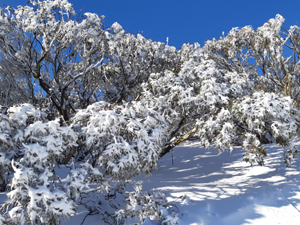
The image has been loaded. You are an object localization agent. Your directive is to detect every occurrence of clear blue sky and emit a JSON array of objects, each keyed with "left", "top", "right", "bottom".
[{"left": 2, "top": 0, "right": 300, "bottom": 49}]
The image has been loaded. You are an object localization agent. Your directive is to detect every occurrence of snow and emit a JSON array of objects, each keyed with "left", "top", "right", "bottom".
[
  {"left": 87, "top": 141, "right": 300, "bottom": 224},
  {"left": 157, "top": 142, "right": 300, "bottom": 225},
  {"left": 2, "top": 141, "right": 300, "bottom": 224}
]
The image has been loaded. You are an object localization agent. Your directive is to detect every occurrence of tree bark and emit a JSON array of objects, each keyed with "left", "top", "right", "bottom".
[{"left": 159, "top": 128, "right": 197, "bottom": 159}]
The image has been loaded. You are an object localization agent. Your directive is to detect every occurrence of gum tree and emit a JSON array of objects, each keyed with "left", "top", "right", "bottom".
[{"left": 1, "top": 1, "right": 300, "bottom": 224}]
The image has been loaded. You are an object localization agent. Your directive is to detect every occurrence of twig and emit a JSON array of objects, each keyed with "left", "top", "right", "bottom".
[{"left": 80, "top": 212, "right": 92, "bottom": 225}]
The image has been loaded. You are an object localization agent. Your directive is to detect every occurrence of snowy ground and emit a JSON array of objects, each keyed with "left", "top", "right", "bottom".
[
  {"left": 146, "top": 141, "right": 300, "bottom": 225},
  {"left": 4, "top": 141, "right": 300, "bottom": 225},
  {"left": 71, "top": 140, "right": 300, "bottom": 225},
  {"left": 130, "top": 141, "right": 300, "bottom": 225}
]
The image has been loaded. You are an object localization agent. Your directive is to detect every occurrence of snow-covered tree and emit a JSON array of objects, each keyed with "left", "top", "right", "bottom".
[
  {"left": 1, "top": 0, "right": 300, "bottom": 224},
  {"left": 0, "top": 0, "right": 179, "bottom": 121}
]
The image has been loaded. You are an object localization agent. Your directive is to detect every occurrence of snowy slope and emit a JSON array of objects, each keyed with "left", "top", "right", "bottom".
[
  {"left": 140, "top": 142, "right": 300, "bottom": 225},
  {"left": 67, "top": 140, "right": 300, "bottom": 225}
]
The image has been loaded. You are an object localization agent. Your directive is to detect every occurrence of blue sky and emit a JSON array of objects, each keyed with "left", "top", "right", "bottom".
[{"left": 3, "top": 0, "right": 300, "bottom": 49}]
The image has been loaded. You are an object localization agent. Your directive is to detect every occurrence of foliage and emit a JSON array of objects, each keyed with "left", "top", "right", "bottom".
[
  {"left": 71, "top": 101, "right": 168, "bottom": 181},
  {"left": 1, "top": 0, "right": 300, "bottom": 224},
  {"left": 116, "top": 184, "right": 179, "bottom": 225},
  {"left": 0, "top": 104, "right": 78, "bottom": 224}
]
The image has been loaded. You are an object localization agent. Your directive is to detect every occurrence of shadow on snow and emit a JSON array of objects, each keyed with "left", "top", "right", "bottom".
[{"left": 139, "top": 142, "right": 300, "bottom": 225}]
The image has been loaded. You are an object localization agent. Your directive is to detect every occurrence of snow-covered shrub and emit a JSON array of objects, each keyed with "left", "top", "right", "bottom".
[
  {"left": 233, "top": 92, "right": 300, "bottom": 166},
  {"left": 0, "top": 100, "right": 169, "bottom": 224},
  {"left": 0, "top": 104, "right": 78, "bottom": 224},
  {"left": 116, "top": 184, "right": 179, "bottom": 225},
  {"left": 197, "top": 91, "right": 300, "bottom": 166},
  {"left": 141, "top": 48, "right": 254, "bottom": 158},
  {"left": 0, "top": 108, "right": 13, "bottom": 191},
  {"left": 7, "top": 104, "right": 46, "bottom": 129},
  {"left": 72, "top": 101, "right": 168, "bottom": 181},
  {"left": 0, "top": 104, "right": 48, "bottom": 192}
]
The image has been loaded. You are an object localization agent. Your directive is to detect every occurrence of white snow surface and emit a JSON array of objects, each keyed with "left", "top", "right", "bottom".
[
  {"left": 3, "top": 141, "right": 300, "bottom": 225},
  {"left": 136, "top": 141, "right": 300, "bottom": 225}
]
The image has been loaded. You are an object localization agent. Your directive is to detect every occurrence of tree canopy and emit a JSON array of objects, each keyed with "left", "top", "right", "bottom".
[{"left": 1, "top": 1, "right": 300, "bottom": 224}]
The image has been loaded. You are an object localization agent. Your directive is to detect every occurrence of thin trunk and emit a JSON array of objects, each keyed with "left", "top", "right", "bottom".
[{"left": 159, "top": 128, "right": 197, "bottom": 159}]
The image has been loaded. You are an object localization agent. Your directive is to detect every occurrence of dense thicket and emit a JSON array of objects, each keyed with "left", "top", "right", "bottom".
[{"left": 1, "top": 1, "right": 300, "bottom": 224}]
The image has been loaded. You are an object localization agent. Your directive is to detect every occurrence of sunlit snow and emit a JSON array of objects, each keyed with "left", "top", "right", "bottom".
[{"left": 49, "top": 140, "right": 300, "bottom": 224}]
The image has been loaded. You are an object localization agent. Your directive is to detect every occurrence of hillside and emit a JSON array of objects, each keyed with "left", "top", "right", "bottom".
[{"left": 64, "top": 141, "right": 300, "bottom": 225}]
